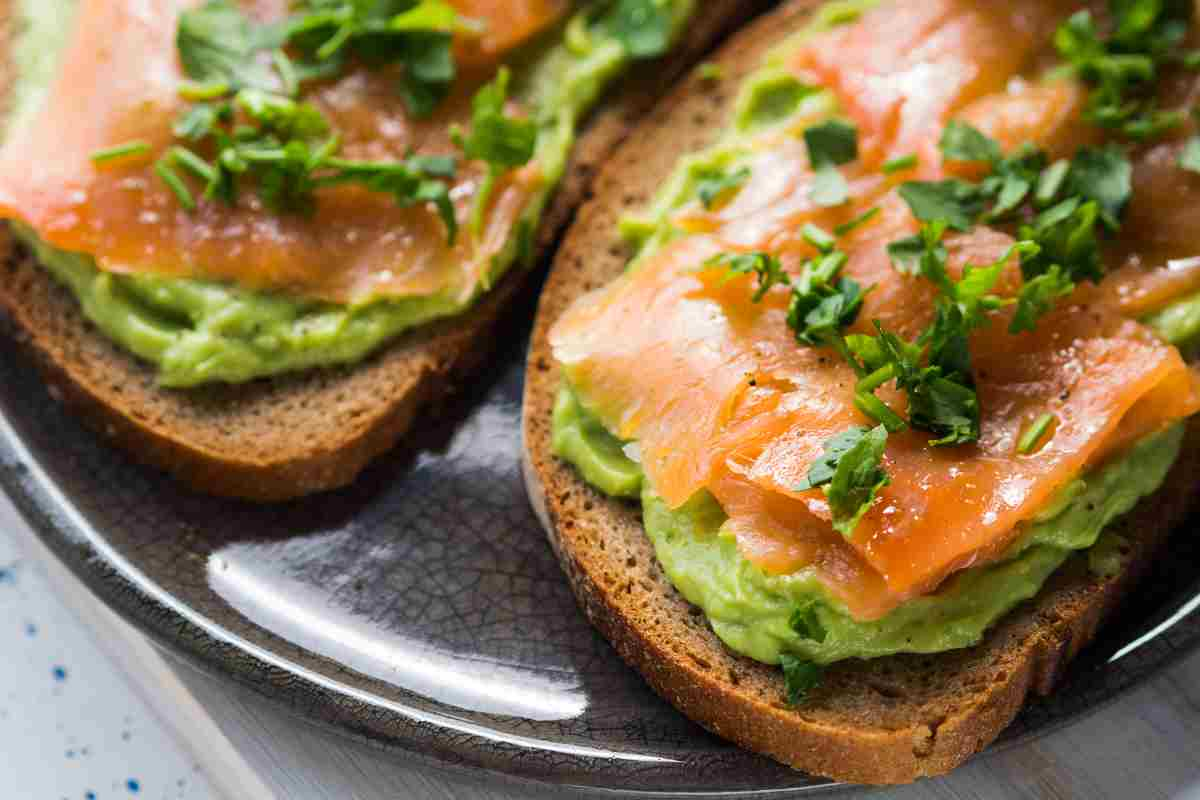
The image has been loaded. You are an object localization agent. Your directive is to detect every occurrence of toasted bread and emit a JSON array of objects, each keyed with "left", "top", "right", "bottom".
[
  {"left": 521, "top": 0, "right": 1200, "bottom": 783},
  {"left": 0, "top": 1, "right": 764, "bottom": 502}
]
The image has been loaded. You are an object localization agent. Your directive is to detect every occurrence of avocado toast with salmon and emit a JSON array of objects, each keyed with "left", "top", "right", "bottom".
[
  {"left": 0, "top": 0, "right": 760, "bottom": 501},
  {"left": 524, "top": 0, "right": 1200, "bottom": 783}
]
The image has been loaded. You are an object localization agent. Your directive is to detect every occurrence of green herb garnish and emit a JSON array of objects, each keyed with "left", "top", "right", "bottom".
[
  {"left": 780, "top": 653, "right": 825, "bottom": 705},
  {"left": 176, "top": 0, "right": 285, "bottom": 97},
  {"left": 805, "top": 119, "right": 858, "bottom": 208},
  {"left": 896, "top": 179, "right": 983, "bottom": 231},
  {"left": 695, "top": 166, "right": 751, "bottom": 210},
  {"left": 597, "top": 0, "right": 676, "bottom": 59},
  {"left": 452, "top": 67, "right": 538, "bottom": 233},
  {"left": 283, "top": 0, "right": 466, "bottom": 118},
  {"left": 882, "top": 154, "right": 918, "bottom": 175},
  {"left": 702, "top": 251, "right": 788, "bottom": 302},
  {"left": 796, "top": 424, "right": 891, "bottom": 537},
  {"left": 1018, "top": 412, "right": 1058, "bottom": 454},
  {"left": 90, "top": 141, "right": 152, "bottom": 165},
  {"left": 1054, "top": 2, "right": 1197, "bottom": 140},
  {"left": 834, "top": 206, "right": 880, "bottom": 236},
  {"left": 1010, "top": 266, "right": 1075, "bottom": 334}
]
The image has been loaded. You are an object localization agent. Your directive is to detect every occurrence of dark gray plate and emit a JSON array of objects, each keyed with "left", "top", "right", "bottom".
[{"left": 1, "top": 286, "right": 1199, "bottom": 797}]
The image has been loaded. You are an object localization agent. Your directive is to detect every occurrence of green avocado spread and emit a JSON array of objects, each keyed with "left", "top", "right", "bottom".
[
  {"left": 552, "top": 0, "right": 1197, "bottom": 670},
  {"left": 6, "top": 0, "right": 695, "bottom": 387},
  {"left": 556, "top": 388, "right": 1182, "bottom": 666}
]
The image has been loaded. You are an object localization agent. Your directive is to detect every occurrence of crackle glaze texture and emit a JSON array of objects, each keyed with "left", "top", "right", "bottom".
[{"left": 1, "top": 287, "right": 1200, "bottom": 795}]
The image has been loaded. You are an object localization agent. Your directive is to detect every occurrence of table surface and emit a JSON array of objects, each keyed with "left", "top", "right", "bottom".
[{"left": 3, "top": 488, "right": 1200, "bottom": 800}]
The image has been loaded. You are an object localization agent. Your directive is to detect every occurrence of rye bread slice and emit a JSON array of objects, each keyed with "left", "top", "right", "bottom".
[
  {"left": 522, "top": 0, "right": 1200, "bottom": 784},
  {"left": 0, "top": 1, "right": 764, "bottom": 502}
]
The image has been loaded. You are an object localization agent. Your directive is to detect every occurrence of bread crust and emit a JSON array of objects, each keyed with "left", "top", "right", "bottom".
[
  {"left": 522, "top": 0, "right": 1200, "bottom": 784},
  {"left": 0, "top": 1, "right": 764, "bottom": 502}
]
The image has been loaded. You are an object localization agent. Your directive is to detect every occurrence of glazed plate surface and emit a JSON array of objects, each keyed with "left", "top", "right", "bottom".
[{"left": 1, "top": 294, "right": 1199, "bottom": 796}]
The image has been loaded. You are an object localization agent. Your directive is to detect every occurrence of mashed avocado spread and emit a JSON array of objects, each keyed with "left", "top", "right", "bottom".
[
  {"left": 552, "top": 0, "right": 1196, "bottom": 669},
  {"left": 5, "top": 0, "right": 695, "bottom": 387}
]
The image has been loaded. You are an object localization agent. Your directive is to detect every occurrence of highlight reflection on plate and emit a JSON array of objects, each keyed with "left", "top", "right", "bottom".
[{"left": 209, "top": 533, "right": 588, "bottom": 721}]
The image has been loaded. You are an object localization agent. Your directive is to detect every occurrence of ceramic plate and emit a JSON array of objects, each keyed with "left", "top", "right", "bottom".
[{"left": 2, "top": 286, "right": 1199, "bottom": 797}]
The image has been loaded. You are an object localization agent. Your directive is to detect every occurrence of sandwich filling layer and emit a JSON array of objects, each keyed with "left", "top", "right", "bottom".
[
  {"left": 550, "top": 0, "right": 1200, "bottom": 672},
  {"left": 2, "top": 0, "right": 694, "bottom": 386}
]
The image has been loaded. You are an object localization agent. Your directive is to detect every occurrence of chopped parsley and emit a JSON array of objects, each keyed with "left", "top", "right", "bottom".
[
  {"left": 895, "top": 122, "right": 1133, "bottom": 333},
  {"left": 1017, "top": 196, "right": 1104, "bottom": 286},
  {"left": 597, "top": 0, "right": 676, "bottom": 59},
  {"left": 452, "top": 68, "right": 538, "bottom": 232},
  {"left": 140, "top": 0, "right": 564, "bottom": 239},
  {"left": 1065, "top": 144, "right": 1133, "bottom": 229},
  {"left": 1011, "top": 266, "right": 1075, "bottom": 334},
  {"left": 805, "top": 119, "right": 858, "bottom": 207},
  {"left": 706, "top": 227, "right": 867, "bottom": 352},
  {"left": 282, "top": 0, "right": 467, "bottom": 118},
  {"left": 787, "top": 251, "right": 866, "bottom": 351},
  {"left": 804, "top": 119, "right": 859, "bottom": 167},
  {"left": 176, "top": 0, "right": 285, "bottom": 97},
  {"left": 796, "top": 424, "right": 891, "bottom": 537},
  {"left": 695, "top": 166, "right": 751, "bottom": 210},
  {"left": 1054, "top": 1, "right": 1198, "bottom": 140},
  {"left": 939, "top": 118, "right": 1003, "bottom": 164},
  {"left": 811, "top": 167, "right": 851, "bottom": 207},
  {"left": 780, "top": 653, "right": 825, "bottom": 705},
  {"left": 896, "top": 179, "right": 983, "bottom": 231},
  {"left": 702, "top": 251, "right": 788, "bottom": 302},
  {"left": 867, "top": 224, "right": 1035, "bottom": 446},
  {"left": 789, "top": 604, "right": 827, "bottom": 642},
  {"left": 161, "top": 85, "right": 461, "bottom": 238}
]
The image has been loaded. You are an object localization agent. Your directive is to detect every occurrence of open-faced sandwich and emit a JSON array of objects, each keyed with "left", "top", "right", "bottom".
[
  {"left": 0, "top": 0, "right": 760, "bottom": 501},
  {"left": 525, "top": 0, "right": 1200, "bottom": 784}
]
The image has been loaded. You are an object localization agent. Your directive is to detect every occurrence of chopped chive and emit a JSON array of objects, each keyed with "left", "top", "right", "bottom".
[
  {"left": 169, "top": 146, "right": 218, "bottom": 184},
  {"left": 273, "top": 49, "right": 299, "bottom": 97},
  {"left": 155, "top": 158, "right": 196, "bottom": 211},
  {"left": 882, "top": 154, "right": 918, "bottom": 175},
  {"left": 801, "top": 223, "right": 837, "bottom": 253},
  {"left": 854, "top": 391, "right": 908, "bottom": 433},
  {"left": 856, "top": 364, "right": 896, "bottom": 395},
  {"left": 1018, "top": 413, "right": 1057, "bottom": 454},
  {"left": 834, "top": 206, "right": 881, "bottom": 237},
  {"left": 696, "top": 62, "right": 724, "bottom": 82},
  {"left": 90, "top": 141, "right": 151, "bottom": 164},
  {"left": 179, "top": 80, "right": 231, "bottom": 102}
]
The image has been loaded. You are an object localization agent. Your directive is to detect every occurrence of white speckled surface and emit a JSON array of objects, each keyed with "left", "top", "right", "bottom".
[{"left": 0, "top": 501, "right": 218, "bottom": 800}]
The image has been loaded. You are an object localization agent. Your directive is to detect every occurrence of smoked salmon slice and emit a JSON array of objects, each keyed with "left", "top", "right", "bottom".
[
  {"left": 0, "top": 0, "right": 566, "bottom": 304},
  {"left": 552, "top": 0, "right": 1200, "bottom": 620},
  {"left": 791, "top": 0, "right": 1079, "bottom": 168}
]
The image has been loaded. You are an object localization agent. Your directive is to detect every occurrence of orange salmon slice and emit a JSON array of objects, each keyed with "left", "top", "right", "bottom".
[
  {"left": 552, "top": 0, "right": 1200, "bottom": 620},
  {"left": 0, "top": 0, "right": 567, "bottom": 304},
  {"left": 553, "top": 220, "right": 1199, "bottom": 619}
]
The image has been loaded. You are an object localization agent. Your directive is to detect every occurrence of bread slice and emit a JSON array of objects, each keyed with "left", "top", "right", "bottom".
[
  {"left": 0, "top": 2, "right": 764, "bottom": 502},
  {"left": 522, "top": 0, "right": 1200, "bottom": 784}
]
